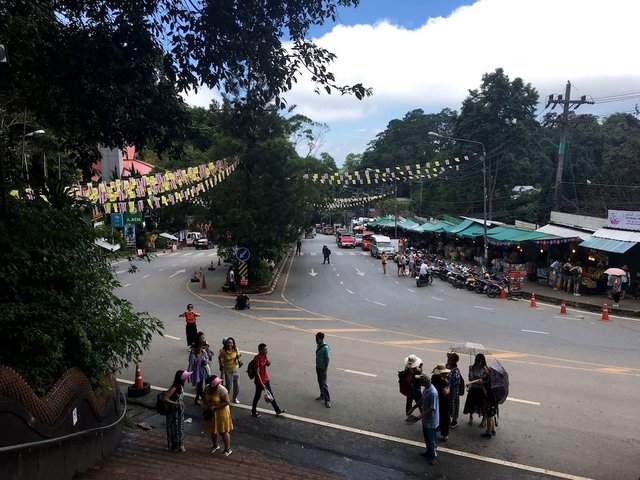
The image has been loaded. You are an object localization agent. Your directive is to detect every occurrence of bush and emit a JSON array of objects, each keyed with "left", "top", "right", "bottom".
[{"left": 0, "top": 198, "right": 163, "bottom": 394}]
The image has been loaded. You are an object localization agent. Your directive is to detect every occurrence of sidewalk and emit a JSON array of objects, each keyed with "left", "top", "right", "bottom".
[{"left": 520, "top": 281, "right": 640, "bottom": 318}]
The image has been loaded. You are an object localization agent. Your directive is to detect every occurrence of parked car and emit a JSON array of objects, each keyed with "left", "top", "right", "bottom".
[
  {"left": 338, "top": 233, "right": 356, "bottom": 248},
  {"left": 185, "top": 231, "right": 202, "bottom": 245},
  {"left": 322, "top": 226, "right": 334, "bottom": 235},
  {"left": 354, "top": 233, "right": 363, "bottom": 246},
  {"left": 335, "top": 228, "right": 348, "bottom": 243},
  {"left": 370, "top": 234, "right": 394, "bottom": 258},
  {"left": 194, "top": 238, "right": 210, "bottom": 250}
]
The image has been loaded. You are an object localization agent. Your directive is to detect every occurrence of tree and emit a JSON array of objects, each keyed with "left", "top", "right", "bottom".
[{"left": 343, "top": 153, "right": 363, "bottom": 172}]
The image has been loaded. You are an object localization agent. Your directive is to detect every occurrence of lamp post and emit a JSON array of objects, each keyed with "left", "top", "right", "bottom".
[
  {"left": 22, "top": 129, "right": 45, "bottom": 179},
  {"left": 427, "top": 131, "right": 488, "bottom": 268}
]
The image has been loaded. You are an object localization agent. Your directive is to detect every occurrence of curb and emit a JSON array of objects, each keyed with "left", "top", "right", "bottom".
[{"left": 519, "top": 291, "right": 640, "bottom": 318}]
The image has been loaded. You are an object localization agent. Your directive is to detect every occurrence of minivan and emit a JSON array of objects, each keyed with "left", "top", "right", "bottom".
[
  {"left": 361, "top": 231, "right": 374, "bottom": 251},
  {"left": 370, "top": 234, "right": 394, "bottom": 258}
]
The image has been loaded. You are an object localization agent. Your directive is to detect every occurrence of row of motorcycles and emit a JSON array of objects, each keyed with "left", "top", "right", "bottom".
[{"left": 393, "top": 251, "right": 508, "bottom": 298}]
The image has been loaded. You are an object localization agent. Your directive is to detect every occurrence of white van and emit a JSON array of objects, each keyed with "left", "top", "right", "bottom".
[
  {"left": 370, "top": 235, "right": 394, "bottom": 258},
  {"left": 185, "top": 231, "right": 202, "bottom": 245}
]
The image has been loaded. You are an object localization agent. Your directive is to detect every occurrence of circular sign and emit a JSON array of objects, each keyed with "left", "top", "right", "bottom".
[{"left": 235, "top": 247, "right": 251, "bottom": 262}]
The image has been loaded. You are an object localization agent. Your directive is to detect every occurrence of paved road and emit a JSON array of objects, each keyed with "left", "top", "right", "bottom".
[{"left": 115, "top": 236, "right": 640, "bottom": 479}]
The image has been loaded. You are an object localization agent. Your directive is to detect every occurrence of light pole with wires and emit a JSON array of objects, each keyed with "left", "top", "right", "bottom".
[{"left": 428, "top": 131, "right": 488, "bottom": 267}]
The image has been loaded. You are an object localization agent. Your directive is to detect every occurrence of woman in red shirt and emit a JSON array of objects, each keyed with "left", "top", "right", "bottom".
[{"left": 179, "top": 304, "right": 200, "bottom": 347}]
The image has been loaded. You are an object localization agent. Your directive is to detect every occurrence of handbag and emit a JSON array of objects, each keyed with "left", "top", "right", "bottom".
[
  {"left": 203, "top": 409, "right": 214, "bottom": 420},
  {"left": 237, "top": 355, "right": 243, "bottom": 368},
  {"left": 263, "top": 389, "right": 274, "bottom": 403},
  {"left": 458, "top": 376, "right": 465, "bottom": 396}
]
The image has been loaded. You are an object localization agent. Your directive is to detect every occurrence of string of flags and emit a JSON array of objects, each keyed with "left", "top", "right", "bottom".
[
  {"left": 316, "top": 193, "right": 390, "bottom": 210},
  {"left": 74, "top": 158, "right": 238, "bottom": 214},
  {"left": 303, "top": 156, "right": 470, "bottom": 185}
]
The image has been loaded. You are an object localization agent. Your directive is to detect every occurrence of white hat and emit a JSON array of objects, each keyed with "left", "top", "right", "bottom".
[{"left": 404, "top": 354, "right": 422, "bottom": 369}]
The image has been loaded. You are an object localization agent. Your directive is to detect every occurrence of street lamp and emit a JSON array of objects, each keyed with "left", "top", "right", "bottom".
[
  {"left": 427, "top": 131, "right": 488, "bottom": 268},
  {"left": 21, "top": 129, "right": 45, "bottom": 179}
]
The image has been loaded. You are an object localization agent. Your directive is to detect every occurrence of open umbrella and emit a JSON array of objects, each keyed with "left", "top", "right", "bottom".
[
  {"left": 450, "top": 342, "right": 491, "bottom": 363},
  {"left": 604, "top": 267, "right": 626, "bottom": 276}
]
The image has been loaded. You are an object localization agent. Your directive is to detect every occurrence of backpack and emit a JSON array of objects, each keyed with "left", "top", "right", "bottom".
[
  {"left": 246, "top": 358, "right": 257, "bottom": 380},
  {"left": 489, "top": 360, "right": 509, "bottom": 405},
  {"left": 156, "top": 390, "right": 170, "bottom": 415},
  {"left": 398, "top": 370, "right": 412, "bottom": 397}
]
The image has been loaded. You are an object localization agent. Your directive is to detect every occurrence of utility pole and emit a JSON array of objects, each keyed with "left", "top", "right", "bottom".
[{"left": 547, "top": 81, "right": 593, "bottom": 210}]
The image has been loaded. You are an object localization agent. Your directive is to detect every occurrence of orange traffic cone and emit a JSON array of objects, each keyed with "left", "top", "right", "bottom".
[
  {"left": 191, "top": 270, "right": 199, "bottom": 282},
  {"left": 601, "top": 303, "right": 610, "bottom": 321},
  {"left": 134, "top": 364, "right": 144, "bottom": 389},
  {"left": 560, "top": 298, "right": 567, "bottom": 314},
  {"left": 201, "top": 273, "right": 207, "bottom": 289},
  {"left": 529, "top": 293, "right": 537, "bottom": 308},
  {"left": 208, "top": 261, "right": 215, "bottom": 271},
  {"left": 500, "top": 285, "right": 507, "bottom": 300}
]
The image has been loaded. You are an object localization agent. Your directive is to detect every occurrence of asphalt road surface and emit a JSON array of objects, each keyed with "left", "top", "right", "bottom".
[{"left": 116, "top": 235, "right": 640, "bottom": 479}]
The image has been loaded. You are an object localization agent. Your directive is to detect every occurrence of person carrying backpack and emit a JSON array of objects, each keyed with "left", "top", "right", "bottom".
[
  {"left": 322, "top": 245, "right": 331, "bottom": 264},
  {"left": 399, "top": 354, "right": 423, "bottom": 415}
]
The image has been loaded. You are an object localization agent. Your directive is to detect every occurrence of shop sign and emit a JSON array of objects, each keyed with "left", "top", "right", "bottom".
[
  {"left": 124, "top": 211, "right": 143, "bottom": 224},
  {"left": 607, "top": 210, "right": 640, "bottom": 231}
]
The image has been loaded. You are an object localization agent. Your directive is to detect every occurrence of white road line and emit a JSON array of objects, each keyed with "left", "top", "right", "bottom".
[
  {"left": 521, "top": 329, "right": 549, "bottom": 335},
  {"left": 428, "top": 315, "right": 448, "bottom": 321},
  {"left": 507, "top": 397, "right": 541, "bottom": 406},
  {"left": 158, "top": 268, "right": 165, "bottom": 272},
  {"left": 116, "top": 378, "right": 591, "bottom": 480},
  {"left": 183, "top": 252, "right": 194, "bottom": 256},
  {"left": 373, "top": 301, "right": 387, "bottom": 307},
  {"left": 142, "top": 274, "right": 150, "bottom": 279},
  {"left": 348, "top": 252, "right": 356, "bottom": 256},
  {"left": 346, "top": 289, "right": 355, "bottom": 295},
  {"left": 431, "top": 297, "right": 444, "bottom": 301},
  {"left": 116, "top": 378, "right": 589, "bottom": 480},
  {"left": 122, "top": 284, "right": 130, "bottom": 288},
  {"left": 340, "top": 281, "right": 344, "bottom": 285},
  {"left": 407, "top": 288, "right": 415, "bottom": 293},
  {"left": 474, "top": 306, "right": 494, "bottom": 311},
  {"left": 239, "top": 349, "right": 257, "bottom": 356},
  {"left": 169, "top": 269, "right": 186, "bottom": 278},
  {"left": 163, "top": 334, "right": 181, "bottom": 340},
  {"left": 115, "top": 269, "right": 126, "bottom": 274},
  {"left": 336, "top": 368, "right": 377, "bottom": 377},
  {"left": 395, "top": 281, "right": 400, "bottom": 285},
  {"left": 553, "top": 315, "right": 582, "bottom": 321},
  {"left": 171, "top": 264, "right": 178, "bottom": 267},
  {"left": 207, "top": 253, "right": 216, "bottom": 257}
]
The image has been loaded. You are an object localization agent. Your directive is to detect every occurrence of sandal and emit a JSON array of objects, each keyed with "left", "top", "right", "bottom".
[
  {"left": 210, "top": 444, "right": 221, "bottom": 453},
  {"left": 479, "top": 418, "right": 486, "bottom": 428}
]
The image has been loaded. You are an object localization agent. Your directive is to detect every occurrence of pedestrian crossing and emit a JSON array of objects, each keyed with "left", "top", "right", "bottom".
[{"left": 306, "top": 251, "right": 368, "bottom": 256}]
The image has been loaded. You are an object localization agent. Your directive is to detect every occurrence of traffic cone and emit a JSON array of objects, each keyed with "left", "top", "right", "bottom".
[
  {"left": 500, "top": 285, "right": 507, "bottom": 300},
  {"left": 201, "top": 273, "right": 207, "bottom": 289},
  {"left": 134, "top": 364, "right": 143, "bottom": 389},
  {"left": 529, "top": 293, "right": 537, "bottom": 308},
  {"left": 191, "top": 270, "right": 199, "bottom": 282},
  {"left": 560, "top": 298, "right": 567, "bottom": 314},
  {"left": 601, "top": 303, "right": 610, "bottom": 321},
  {"left": 208, "top": 261, "right": 215, "bottom": 271}
]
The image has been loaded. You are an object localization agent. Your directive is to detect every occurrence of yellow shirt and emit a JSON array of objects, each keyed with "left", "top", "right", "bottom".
[{"left": 219, "top": 348, "right": 240, "bottom": 373}]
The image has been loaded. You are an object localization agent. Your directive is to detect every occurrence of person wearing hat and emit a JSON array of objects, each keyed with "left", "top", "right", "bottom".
[
  {"left": 431, "top": 364, "right": 451, "bottom": 441},
  {"left": 399, "top": 354, "right": 423, "bottom": 415},
  {"left": 203, "top": 375, "right": 234, "bottom": 456},
  {"left": 163, "top": 370, "right": 191, "bottom": 452},
  {"left": 406, "top": 374, "right": 439, "bottom": 465}
]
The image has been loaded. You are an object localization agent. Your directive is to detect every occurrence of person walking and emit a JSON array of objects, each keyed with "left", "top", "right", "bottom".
[
  {"left": 250, "top": 343, "right": 286, "bottom": 417},
  {"left": 187, "top": 341, "right": 209, "bottom": 406},
  {"left": 431, "top": 364, "right": 451, "bottom": 441},
  {"left": 227, "top": 266, "right": 237, "bottom": 292},
  {"left": 397, "top": 253, "right": 406, "bottom": 277},
  {"left": 162, "top": 370, "right": 191, "bottom": 452},
  {"left": 218, "top": 337, "right": 241, "bottom": 404},
  {"left": 381, "top": 252, "right": 388, "bottom": 275},
  {"left": 179, "top": 304, "right": 200, "bottom": 348},
  {"left": 407, "top": 374, "right": 439, "bottom": 465},
  {"left": 446, "top": 353, "right": 463, "bottom": 429},
  {"left": 322, "top": 245, "right": 331, "bottom": 264},
  {"left": 315, "top": 332, "right": 331, "bottom": 408},
  {"left": 203, "top": 375, "right": 234, "bottom": 456},
  {"left": 296, "top": 238, "right": 302, "bottom": 256},
  {"left": 621, "top": 265, "right": 630, "bottom": 299}
]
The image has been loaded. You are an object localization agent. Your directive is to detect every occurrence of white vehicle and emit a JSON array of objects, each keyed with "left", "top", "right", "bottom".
[
  {"left": 370, "top": 235, "right": 394, "bottom": 258},
  {"left": 185, "top": 231, "right": 202, "bottom": 245}
]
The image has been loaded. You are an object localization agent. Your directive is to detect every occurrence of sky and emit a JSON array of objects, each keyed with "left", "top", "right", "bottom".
[{"left": 183, "top": 0, "right": 640, "bottom": 166}]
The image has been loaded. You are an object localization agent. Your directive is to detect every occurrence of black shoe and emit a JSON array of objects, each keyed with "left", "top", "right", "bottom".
[
  {"left": 316, "top": 396, "right": 324, "bottom": 401},
  {"left": 250, "top": 413, "right": 262, "bottom": 418},
  {"left": 429, "top": 458, "right": 436, "bottom": 465},
  {"left": 276, "top": 409, "right": 286, "bottom": 416},
  {"left": 450, "top": 422, "right": 458, "bottom": 429},
  {"left": 325, "top": 401, "right": 331, "bottom": 408},
  {"left": 480, "top": 432, "right": 492, "bottom": 438}
]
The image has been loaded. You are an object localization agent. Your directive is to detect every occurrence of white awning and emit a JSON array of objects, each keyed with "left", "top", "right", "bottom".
[
  {"left": 95, "top": 238, "right": 121, "bottom": 252},
  {"left": 536, "top": 224, "right": 592, "bottom": 241},
  {"left": 159, "top": 232, "right": 178, "bottom": 241},
  {"left": 591, "top": 227, "right": 640, "bottom": 242}
]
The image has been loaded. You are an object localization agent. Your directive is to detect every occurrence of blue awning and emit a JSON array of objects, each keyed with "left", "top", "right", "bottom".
[{"left": 579, "top": 236, "right": 637, "bottom": 254}]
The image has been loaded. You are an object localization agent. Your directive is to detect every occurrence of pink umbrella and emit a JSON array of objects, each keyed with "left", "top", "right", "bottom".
[{"left": 604, "top": 267, "right": 626, "bottom": 276}]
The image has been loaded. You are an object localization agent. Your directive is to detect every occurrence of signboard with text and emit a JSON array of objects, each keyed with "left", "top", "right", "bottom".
[
  {"left": 607, "top": 210, "right": 640, "bottom": 231},
  {"left": 124, "top": 211, "right": 143, "bottom": 224},
  {"left": 111, "top": 213, "right": 123, "bottom": 228}
]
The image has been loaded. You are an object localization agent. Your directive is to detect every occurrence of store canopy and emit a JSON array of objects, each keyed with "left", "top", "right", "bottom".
[
  {"left": 486, "top": 226, "right": 561, "bottom": 244},
  {"left": 536, "top": 224, "right": 592, "bottom": 242},
  {"left": 456, "top": 224, "right": 487, "bottom": 238},
  {"left": 579, "top": 236, "right": 636, "bottom": 254},
  {"left": 95, "top": 238, "right": 121, "bottom": 252},
  {"left": 442, "top": 219, "right": 475, "bottom": 234},
  {"left": 591, "top": 227, "right": 640, "bottom": 243},
  {"left": 413, "top": 221, "right": 449, "bottom": 233}
]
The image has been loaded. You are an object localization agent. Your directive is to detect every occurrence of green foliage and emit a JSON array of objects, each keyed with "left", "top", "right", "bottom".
[{"left": 0, "top": 198, "right": 163, "bottom": 394}]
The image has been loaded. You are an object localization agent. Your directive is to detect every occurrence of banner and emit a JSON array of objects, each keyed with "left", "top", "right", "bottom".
[{"left": 607, "top": 210, "right": 640, "bottom": 231}]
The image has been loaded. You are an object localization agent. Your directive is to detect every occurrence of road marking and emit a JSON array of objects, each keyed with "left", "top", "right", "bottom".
[
  {"left": 117, "top": 378, "right": 590, "bottom": 480},
  {"left": 249, "top": 307, "right": 302, "bottom": 311},
  {"left": 115, "top": 269, "right": 126, "bottom": 274},
  {"left": 431, "top": 297, "right": 443, "bottom": 301},
  {"left": 171, "top": 264, "right": 178, "bottom": 267},
  {"left": 428, "top": 315, "right": 447, "bottom": 321},
  {"left": 554, "top": 315, "right": 582, "bottom": 321},
  {"left": 122, "top": 283, "right": 130, "bottom": 287},
  {"left": 373, "top": 301, "right": 386, "bottom": 306},
  {"left": 474, "top": 306, "right": 494, "bottom": 311},
  {"left": 492, "top": 353, "right": 526, "bottom": 359},
  {"left": 348, "top": 252, "right": 356, "bottom": 256},
  {"left": 260, "top": 317, "right": 335, "bottom": 321},
  {"left": 386, "top": 339, "right": 442, "bottom": 345},
  {"left": 142, "top": 274, "right": 150, "bottom": 279},
  {"left": 158, "top": 268, "right": 165, "bottom": 272},
  {"left": 336, "top": 368, "right": 377, "bottom": 377},
  {"left": 394, "top": 280, "right": 400, "bottom": 285},
  {"left": 507, "top": 397, "right": 541, "bottom": 405},
  {"left": 346, "top": 289, "right": 355, "bottom": 294},
  {"left": 597, "top": 366, "right": 631, "bottom": 374},
  {"left": 163, "top": 334, "right": 181, "bottom": 340},
  {"left": 340, "top": 281, "right": 344, "bottom": 285},
  {"left": 239, "top": 349, "right": 257, "bottom": 356},
  {"left": 308, "top": 268, "right": 318, "bottom": 277},
  {"left": 169, "top": 269, "right": 186, "bottom": 278},
  {"left": 521, "top": 329, "right": 549, "bottom": 335},
  {"left": 355, "top": 268, "right": 365, "bottom": 277},
  {"left": 322, "top": 328, "right": 379, "bottom": 333}
]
